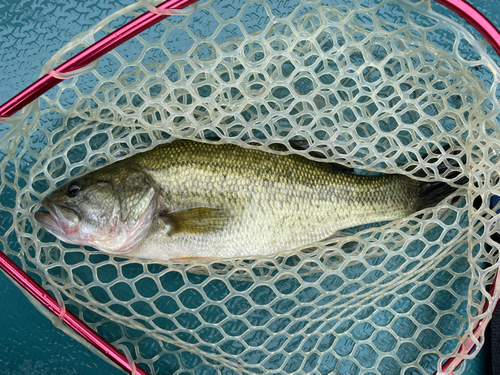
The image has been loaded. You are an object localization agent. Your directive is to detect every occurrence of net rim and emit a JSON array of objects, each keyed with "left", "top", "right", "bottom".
[{"left": 1, "top": 0, "right": 500, "bottom": 374}]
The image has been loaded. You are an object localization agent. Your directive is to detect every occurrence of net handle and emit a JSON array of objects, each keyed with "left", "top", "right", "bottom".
[
  {"left": 0, "top": 0, "right": 198, "bottom": 120},
  {"left": 0, "top": 251, "right": 150, "bottom": 375}
]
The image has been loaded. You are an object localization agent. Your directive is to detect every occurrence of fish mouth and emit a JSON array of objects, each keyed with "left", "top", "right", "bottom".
[{"left": 35, "top": 199, "right": 81, "bottom": 237}]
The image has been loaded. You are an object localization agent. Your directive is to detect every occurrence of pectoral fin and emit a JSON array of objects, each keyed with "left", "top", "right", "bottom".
[{"left": 159, "top": 207, "right": 230, "bottom": 235}]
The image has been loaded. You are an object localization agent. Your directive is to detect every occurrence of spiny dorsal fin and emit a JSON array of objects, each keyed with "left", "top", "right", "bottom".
[{"left": 159, "top": 207, "right": 230, "bottom": 235}]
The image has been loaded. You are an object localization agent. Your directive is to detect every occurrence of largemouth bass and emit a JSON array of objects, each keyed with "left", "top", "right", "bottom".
[{"left": 35, "top": 141, "right": 454, "bottom": 260}]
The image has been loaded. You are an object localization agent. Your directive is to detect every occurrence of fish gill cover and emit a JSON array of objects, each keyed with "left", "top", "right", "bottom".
[{"left": 0, "top": 0, "right": 499, "bottom": 373}]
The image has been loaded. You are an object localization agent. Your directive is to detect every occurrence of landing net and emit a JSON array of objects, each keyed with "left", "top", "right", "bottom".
[{"left": 2, "top": 0, "right": 500, "bottom": 373}]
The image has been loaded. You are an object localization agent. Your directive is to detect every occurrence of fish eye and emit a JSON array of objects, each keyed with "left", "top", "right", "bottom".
[{"left": 67, "top": 180, "right": 82, "bottom": 197}]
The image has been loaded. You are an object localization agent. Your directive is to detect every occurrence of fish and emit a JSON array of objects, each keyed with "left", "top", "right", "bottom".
[{"left": 35, "top": 140, "right": 455, "bottom": 261}]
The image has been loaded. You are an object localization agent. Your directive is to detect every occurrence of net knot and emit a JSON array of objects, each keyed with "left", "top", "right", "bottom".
[
  {"left": 117, "top": 344, "right": 137, "bottom": 375},
  {"left": 139, "top": 0, "right": 197, "bottom": 16},
  {"left": 48, "top": 59, "right": 99, "bottom": 80},
  {"left": 47, "top": 286, "right": 67, "bottom": 325}
]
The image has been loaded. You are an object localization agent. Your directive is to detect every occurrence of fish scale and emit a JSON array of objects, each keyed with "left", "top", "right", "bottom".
[
  {"left": 36, "top": 140, "right": 449, "bottom": 260},
  {"left": 128, "top": 141, "right": 428, "bottom": 259}
]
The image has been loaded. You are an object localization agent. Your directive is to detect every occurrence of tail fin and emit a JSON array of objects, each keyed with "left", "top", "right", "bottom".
[{"left": 415, "top": 181, "right": 459, "bottom": 211}]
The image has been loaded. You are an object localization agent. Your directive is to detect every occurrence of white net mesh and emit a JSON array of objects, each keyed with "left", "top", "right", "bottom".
[{"left": 2, "top": 0, "right": 500, "bottom": 373}]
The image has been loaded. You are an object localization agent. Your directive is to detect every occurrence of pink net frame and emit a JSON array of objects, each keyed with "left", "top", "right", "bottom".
[{"left": 0, "top": 0, "right": 499, "bottom": 374}]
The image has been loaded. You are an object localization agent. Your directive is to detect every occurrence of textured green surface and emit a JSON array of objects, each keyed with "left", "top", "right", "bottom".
[{"left": 0, "top": 0, "right": 498, "bottom": 374}]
